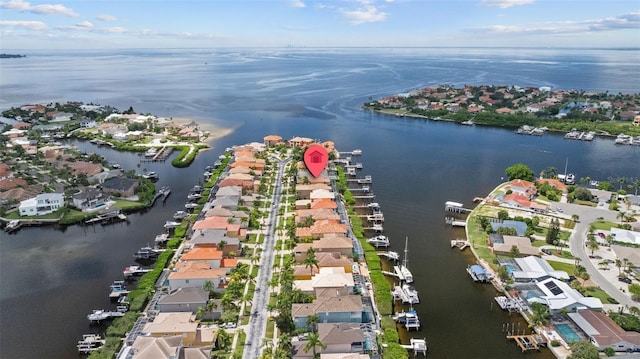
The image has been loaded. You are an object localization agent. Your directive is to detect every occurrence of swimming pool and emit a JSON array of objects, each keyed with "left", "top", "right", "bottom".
[
  {"left": 504, "top": 264, "right": 517, "bottom": 275},
  {"left": 555, "top": 323, "right": 581, "bottom": 343}
]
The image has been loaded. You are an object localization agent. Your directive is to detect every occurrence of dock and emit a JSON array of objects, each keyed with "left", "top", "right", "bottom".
[
  {"left": 445, "top": 217, "right": 467, "bottom": 227},
  {"left": 77, "top": 334, "right": 106, "bottom": 354},
  {"left": 140, "top": 146, "right": 173, "bottom": 162},
  {"left": 399, "top": 338, "right": 428, "bottom": 357},
  {"left": 4, "top": 219, "right": 22, "bottom": 233},
  {"left": 451, "top": 239, "right": 470, "bottom": 250},
  {"left": 378, "top": 251, "right": 399, "bottom": 261},
  {"left": 507, "top": 334, "right": 545, "bottom": 352},
  {"left": 123, "top": 265, "right": 152, "bottom": 279},
  {"left": 445, "top": 200, "right": 472, "bottom": 213},
  {"left": 152, "top": 186, "right": 171, "bottom": 205},
  {"left": 85, "top": 209, "right": 127, "bottom": 225}
]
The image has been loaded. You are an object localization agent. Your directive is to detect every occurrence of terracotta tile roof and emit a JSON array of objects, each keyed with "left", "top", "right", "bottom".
[
  {"left": 220, "top": 258, "right": 238, "bottom": 268},
  {"left": 0, "top": 163, "right": 11, "bottom": 178},
  {"left": 193, "top": 216, "right": 232, "bottom": 230},
  {"left": 264, "top": 135, "right": 283, "bottom": 141},
  {"left": 0, "top": 177, "right": 27, "bottom": 190},
  {"left": 538, "top": 178, "right": 567, "bottom": 192},
  {"left": 169, "top": 261, "right": 227, "bottom": 280},
  {"left": 180, "top": 247, "right": 223, "bottom": 261},
  {"left": 573, "top": 310, "right": 640, "bottom": 348},
  {"left": 311, "top": 199, "right": 338, "bottom": 209}
]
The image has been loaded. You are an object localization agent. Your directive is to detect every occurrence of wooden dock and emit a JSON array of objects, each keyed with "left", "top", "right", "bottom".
[
  {"left": 445, "top": 217, "right": 467, "bottom": 227},
  {"left": 445, "top": 200, "right": 473, "bottom": 213},
  {"left": 451, "top": 239, "right": 470, "bottom": 250},
  {"left": 507, "top": 334, "right": 546, "bottom": 352},
  {"left": 140, "top": 146, "right": 173, "bottom": 162},
  {"left": 85, "top": 209, "right": 127, "bottom": 225}
]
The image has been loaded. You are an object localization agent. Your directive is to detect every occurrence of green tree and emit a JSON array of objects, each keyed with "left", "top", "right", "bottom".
[
  {"left": 528, "top": 302, "right": 549, "bottom": 327},
  {"left": 497, "top": 210, "right": 509, "bottom": 220},
  {"left": 509, "top": 245, "right": 520, "bottom": 258},
  {"left": 587, "top": 239, "right": 599, "bottom": 257},
  {"left": 303, "top": 247, "right": 319, "bottom": 277},
  {"left": 546, "top": 218, "right": 560, "bottom": 245},
  {"left": 203, "top": 280, "right": 214, "bottom": 298},
  {"left": 628, "top": 283, "right": 640, "bottom": 299},
  {"left": 303, "top": 332, "right": 326, "bottom": 359},
  {"left": 603, "top": 347, "right": 615, "bottom": 357},
  {"left": 505, "top": 163, "right": 535, "bottom": 181},
  {"left": 568, "top": 339, "right": 599, "bottom": 359},
  {"left": 616, "top": 259, "right": 623, "bottom": 275},
  {"left": 598, "top": 181, "right": 614, "bottom": 191},
  {"left": 306, "top": 313, "right": 320, "bottom": 333}
]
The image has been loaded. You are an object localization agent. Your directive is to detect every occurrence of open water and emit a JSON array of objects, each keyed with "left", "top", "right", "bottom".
[{"left": 1, "top": 48, "right": 639, "bottom": 358}]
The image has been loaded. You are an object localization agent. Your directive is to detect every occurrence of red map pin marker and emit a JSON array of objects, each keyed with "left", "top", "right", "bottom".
[{"left": 303, "top": 144, "right": 329, "bottom": 178}]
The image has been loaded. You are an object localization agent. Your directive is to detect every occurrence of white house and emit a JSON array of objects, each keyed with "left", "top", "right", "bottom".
[
  {"left": 611, "top": 228, "right": 640, "bottom": 245},
  {"left": 19, "top": 193, "right": 65, "bottom": 216},
  {"left": 525, "top": 277, "right": 603, "bottom": 313},
  {"left": 509, "top": 256, "right": 570, "bottom": 282}
]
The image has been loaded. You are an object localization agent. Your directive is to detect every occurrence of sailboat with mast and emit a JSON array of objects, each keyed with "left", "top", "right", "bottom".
[
  {"left": 394, "top": 237, "right": 414, "bottom": 283},
  {"left": 557, "top": 157, "right": 575, "bottom": 185}
]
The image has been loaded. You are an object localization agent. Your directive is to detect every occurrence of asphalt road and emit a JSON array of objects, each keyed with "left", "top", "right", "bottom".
[
  {"left": 559, "top": 201, "right": 637, "bottom": 308},
  {"left": 243, "top": 157, "right": 290, "bottom": 359}
]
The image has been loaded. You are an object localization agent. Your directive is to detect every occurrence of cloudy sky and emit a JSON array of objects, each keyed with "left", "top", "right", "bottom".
[{"left": 1, "top": 0, "right": 639, "bottom": 49}]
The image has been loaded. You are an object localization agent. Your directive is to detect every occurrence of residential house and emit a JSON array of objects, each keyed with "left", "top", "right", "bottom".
[
  {"left": 567, "top": 310, "right": 640, "bottom": 352},
  {"left": 142, "top": 312, "right": 215, "bottom": 347},
  {"left": 501, "top": 193, "right": 547, "bottom": 213},
  {"left": 156, "top": 287, "right": 209, "bottom": 313},
  {"left": 520, "top": 277, "right": 603, "bottom": 313},
  {"left": 263, "top": 134, "right": 283, "bottom": 146},
  {"left": 19, "top": 192, "right": 64, "bottom": 216},
  {"left": 296, "top": 184, "right": 332, "bottom": 199},
  {"left": 294, "top": 234, "right": 354, "bottom": 259},
  {"left": 508, "top": 179, "right": 537, "bottom": 199},
  {"left": 0, "top": 163, "right": 13, "bottom": 180},
  {"left": 167, "top": 261, "right": 228, "bottom": 292},
  {"left": 295, "top": 220, "right": 348, "bottom": 240},
  {"left": 317, "top": 323, "right": 365, "bottom": 354},
  {"left": 101, "top": 176, "right": 140, "bottom": 198},
  {"left": 180, "top": 247, "right": 224, "bottom": 268},
  {"left": 611, "top": 228, "right": 640, "bottom": 245},
  {"left": 71, "top": 187, "right": 108, "bottom": 210},
  {"left": 189, "top": 229, "right": 241, "bottom": 254},
  {"left": 288, "top": 136, "right": 315, "bottom": 148},
  {"left": 80, "top": 119, "right": 96, "bottom": 128},
  {"left": 490, "top": 235, "right": 540, "bottom": 257},
  {"left": 292, "top": 288, "right": 364, "bottom": 329},
  {"left": 500, "top": 255, "right": 569, "bottom": 282},
  {"left": 293, "top": 267, "right": 355, "bottom": 295}
]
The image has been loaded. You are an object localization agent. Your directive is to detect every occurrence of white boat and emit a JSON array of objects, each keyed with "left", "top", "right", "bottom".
[
  {"left": 5, "top": 219, "right": 20, "bottom": 232},
  {"left": 392, "top": 285, "right": 419, "bottom": 304},
  {"left": 352, "top": 149, "right": 362, "bottom": 155},
  {"left": 142, "top": 171, "right": 158, "bottom": 180},
  {"left": 379, "top": 251, "right": 399, "bottom": 261},
  {"left": 185, "top": 202, "right": 199, "bottom": 209},
  {"left": 123, "top": 265, "right": 152, "bottom": 279},
  {"left": 133, "top": 246, "right": 161, "bottom": 260},
  {"left": 87, "top": 309, "right": 124, "bottom": 322},
  {"left": 159, "top": 186, "right": 171, "bottom": 197},
  {"left": 154, "top": 233, "right": 169, "bottom": 244},
  {"left": 173, "top": 210, "right": 188, "bottom": 220},
  {"left": 461, "top": 119, "right": 474, "bottom": 125},
  {"left": 144, "top": 148, "right": 157, "bottom": 157},
  {"left": 367, "top": 235, "right": 390, "bottom": 248},
  {"left": 393, "top": 307, "right": 421, "bottom": 331},
  {"left": 187, "top": 192, "right": 202, "bottom": 200},
  {"left": 565, "top": 173, "right": 575, "bottom": 185},
  {"left": 398, "top": 237, "right": 414, "bottom": 283},
  {"left": 163, "top": 220, "right": 181, "bottom": 229},
  {"left": 402, "top": 284, "right": 419, "bottom": 304},
  {"left": 190, "top": 185, "right": 203, "bottom": 193}
]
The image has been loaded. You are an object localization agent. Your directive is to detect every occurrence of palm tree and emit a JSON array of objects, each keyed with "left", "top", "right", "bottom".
[
  {"left": 306, "top": 314, "right": 320, "bottom": 333},
  {"left": 618, "top": 177, "right": 626, "bottom": 190},
  {"left": 303, "top": 332, "right": 326, "bottom": 359},
  {"left": 587, "top": 239, "right": 599, "bottom": 257},
  {"left": 251, "top": 254, "right": 260, "bottom": 267},
  {"left": 203, "top": 280, "right": 214, "bottom": 298},
  {"left": 617, "top": 211, "right": 627, "bottom": 225},
  {"left": 528, "top": 302, "right": 549, "bottom": 327},
  {"left": 616, "top": 259, "right": 623, "bottom": 275},
  {"left": 303, "top": 247, "right": 319, "bottom": 277},
  {"left": 218, "top": 240, "right": 227, "bottom": 253},
  {"left": 571, "top": 214, "right": 580, "bottom": 223}
]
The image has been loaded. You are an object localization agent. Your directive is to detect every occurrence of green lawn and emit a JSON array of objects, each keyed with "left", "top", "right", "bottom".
[
  {"left": 582, "top": 286, "right": 616, "bottom": 304},
  {"left": 548, "top": 260, "right": 575, "bottom": 274},
  {"left": 591, "top": 220, "right": 617, "bottom": 231}
]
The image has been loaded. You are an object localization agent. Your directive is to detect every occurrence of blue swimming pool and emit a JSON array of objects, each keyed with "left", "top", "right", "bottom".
[
  {"left": 556, "top": 323, "right": 580, "bottom": 343},
  {"left": 504, "top": 264, "right": 517, "bottom": 275}
]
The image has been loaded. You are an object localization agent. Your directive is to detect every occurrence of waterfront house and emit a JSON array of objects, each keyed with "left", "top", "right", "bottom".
[
  {"left": 101, "top": 176, "right": 140, "bottom": 198},
  {"left": 263, "top": 134, "right": 283, "bottom": 147},
  {"left": 490, "top": 235, "right": 540, "bottom": 257},
  {"left": 294, "top": 234, "right": 354, "bottom": 259},
  {"left": 293, "top": 267, "right": 355, "bottom": 295},
  {"left": 520, "top": 277, "right": 603, "bottom": 313},
  {"left": 295, "top": 209, "right": 340, "bottom": 224},
  {"left": 0, "top": 176, "right": 28, "bottom": 192},
  {"left": 71, "top": 187, "right": 107, "bottom": 211},
  {"left": 18, "top": 192, "right": 64, "bottom": 216},
  {"left": 292, "top": 289, "right": 364, "bottom": 329},
  {"left": 193, "top": 216, "right": 242, "bottom": 238},
  {"left": 189, "top": 229, "right": 241, "bottom": 254},
  {"left": 311, "top": 198, "right": 338, "bottom": 210},
  {"left": 288, "top": 136, "right": 315, "bottom": 148},
  {"left": 499, "top": 255, "right": 569, "bottom": 282},
  {"left": 567, "top": 310, "right": 640, "bottom": 352},
  {"left": 296, "top": 183, "right": 332, "bottom": 199},
  {"left": 180, "top": 247, "right": 224, "bottom": 268},
  {"left": 507, "top": 179, "right": 537, "bottom": 199},
  {"left": 156, "top": 287, "right": 209, "bottom": 313},
  {"left": 294, "top": 253, "right": 354, "bottom": 280},
  {"left": 295, "top": 220, "right": 348, "bottom": 240},
  {"left": 168, "top": 262, "right": 228, "bottom": 292},
  {"left": 317, "top": 323, "right": 366, "bottom": 354},
  {"left": 142, "top": 312, "right": 215, "bottom": 347}
]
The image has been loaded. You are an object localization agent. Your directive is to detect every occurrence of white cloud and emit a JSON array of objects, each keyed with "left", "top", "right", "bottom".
[
  {"left": 477, "top": 12, "right": 640, "bottom": 35},
  {"left": 291, "top": 0, "right": 305, "bottom": 8},
  {"left": 0, "top": 0, "right": 79, "bottom": 17},
  {"left": 342, "top": 6, "right": 387, "bottom": 24},
  {"left": 76, "top": 20, "right": 93, "bottom": 28},
  {"left": 95, "top": 14, "right": 118, "bottom": 22},
  {"left": 481, "top": 0, "right": 534, "bottom": 9},
  {"left": 0, "top": 20, "right": 47, "bottom": 30},
  {"left": 56, "top": 21, "right": 128, "bottom": 34}
]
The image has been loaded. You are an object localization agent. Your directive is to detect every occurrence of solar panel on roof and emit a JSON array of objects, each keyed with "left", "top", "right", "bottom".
[{"left": 544, "top": 281, "right": 563, "bottom": 295}]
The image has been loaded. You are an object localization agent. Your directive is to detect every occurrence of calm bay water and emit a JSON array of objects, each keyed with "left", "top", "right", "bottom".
[{"left": 1, "top": 48, "right": 639, "bottom": 359}]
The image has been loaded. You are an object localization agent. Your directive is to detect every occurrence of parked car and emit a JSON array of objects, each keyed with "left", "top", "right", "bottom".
[
  {"left": 618, "top": 277, "right": 632, "bottom": 284},
  {"left": 598, "top": 232, "right": 606, "bottom": 239},
  {"left": 222, "top": 322, "right": 237, "bottom": 329},
  {"left": 541, "top": 248, "right": 552, "bottom": 255}
]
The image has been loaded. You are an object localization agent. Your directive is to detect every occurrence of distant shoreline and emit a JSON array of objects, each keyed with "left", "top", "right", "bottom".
[{"left": 0, "top": 54, "right": 26, "bottom": 59}]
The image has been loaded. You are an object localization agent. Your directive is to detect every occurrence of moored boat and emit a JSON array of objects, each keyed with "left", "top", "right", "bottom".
[{"left": 367, "top": 235, "right": 390, "bottom": 248}]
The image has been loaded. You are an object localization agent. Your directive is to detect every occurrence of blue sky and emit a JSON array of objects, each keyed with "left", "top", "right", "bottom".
[{"left": 1, "top": 0, "right": 639, "bottom": 49}]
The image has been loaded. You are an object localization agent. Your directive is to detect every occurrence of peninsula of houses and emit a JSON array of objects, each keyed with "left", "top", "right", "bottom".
[
  {"left": 0, "top": 101, "right": 220, "bottom": 227},
  {"left": 80, "top": 135, "right": 408, "bottom": 359},
  {"left": 365, "top": 84, "right": 640, "bottom": 138}
]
